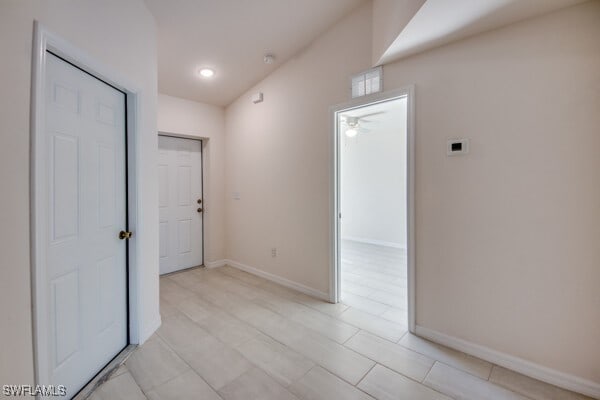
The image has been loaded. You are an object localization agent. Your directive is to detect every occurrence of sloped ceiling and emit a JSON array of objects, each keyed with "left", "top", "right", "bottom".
[
  {"left": 145, "top": 0, "right": 365, "bottom": 106},
  {"left": 375, "top": 0, "right": 588, "bottom": 66}
]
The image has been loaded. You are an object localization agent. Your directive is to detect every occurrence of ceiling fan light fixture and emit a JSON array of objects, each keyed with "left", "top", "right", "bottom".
[{"left": 345, "top": 128, "right": 358, "bottom": 138}]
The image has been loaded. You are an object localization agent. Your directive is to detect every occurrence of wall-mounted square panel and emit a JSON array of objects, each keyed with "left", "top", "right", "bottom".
[{"left": 447, "top": 138, "right": 470, "bottom": 156}]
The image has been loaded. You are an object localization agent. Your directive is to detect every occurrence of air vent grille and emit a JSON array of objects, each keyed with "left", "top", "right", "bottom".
[{"left": 351, "top": 67, "right": 382, "bottom": 98}]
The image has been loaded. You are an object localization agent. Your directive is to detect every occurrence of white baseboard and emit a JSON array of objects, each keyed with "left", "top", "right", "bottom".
[
  {"left": 342, "top": 236, "right": 406, "bottom": 250},
  {"left": 225, "top": 259, "right": 330, "bottom": 301},
  {"left": 138, "top": 315, "right": 162, "bottom": 345},
  {"left": 415, "top": 325, "right": 600, "bottom": 399},
  {"left": 204, "top": 259, "right": 227, "bottom": 269}
]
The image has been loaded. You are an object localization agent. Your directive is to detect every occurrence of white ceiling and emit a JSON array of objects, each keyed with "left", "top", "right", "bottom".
[
  {"left": 144, "top": 0, "right": 365, "bottom": 106},
  {"left": 377, "top": 0, "right": 587, "bottom": 65}
]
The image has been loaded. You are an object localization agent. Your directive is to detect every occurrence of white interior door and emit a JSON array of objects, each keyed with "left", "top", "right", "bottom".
[
  {"left": 42, "top": 52, "right": 128, "bottom": 397},
  {"left": 158, "top": 136, "right": 203, "bottom": 274}
]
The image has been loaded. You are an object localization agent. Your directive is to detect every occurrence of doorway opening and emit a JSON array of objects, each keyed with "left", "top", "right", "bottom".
[
  {"left": 332, "top": 88, "right": 415, "bottom": 332},
  {"left": 158, "top": 134, "right": 204, "bottom": 275}
]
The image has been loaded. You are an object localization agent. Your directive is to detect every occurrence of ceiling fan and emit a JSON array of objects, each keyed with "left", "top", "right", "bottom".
[{"left": 340, "top": 111, "right": 384, "bottom": 137}]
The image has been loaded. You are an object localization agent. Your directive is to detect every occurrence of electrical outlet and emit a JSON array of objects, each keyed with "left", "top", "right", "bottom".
[
  {"left": 271, "top": 248, "right": 277, "bottom": 257},
  {"left": 447, "top": 138, "right": 469, "bottom": 156}
]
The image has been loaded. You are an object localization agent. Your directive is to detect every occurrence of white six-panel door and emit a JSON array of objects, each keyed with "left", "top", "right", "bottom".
[
  {"left": 158, "top": 136, "right": 203, "bottom": 274},
  {"left": 43, "top": 52, "right": 128, "bottom": 397}
]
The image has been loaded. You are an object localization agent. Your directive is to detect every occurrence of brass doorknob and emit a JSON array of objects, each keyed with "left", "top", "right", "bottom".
[
  {"left": 197, "top": 208, "right": 203, "bottom": 213},
  {"left": 119, "top": 230, "right": 133, "bottom": 240}
]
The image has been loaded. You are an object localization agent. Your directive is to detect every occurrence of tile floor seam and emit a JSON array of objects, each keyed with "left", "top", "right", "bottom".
[
  {"left": 199, "top": 267, "right": 357, "bottom": 324},
  {"left": 163, "top": 276, "right": 277, "bottom": 345},
  {"left": 337, "top": 306, "right": 352, "bottom": 317},
  {"left": 334, "top": 319, "right": 405, "bottom": 344},
  {"left": 342, "top": 328, "right": 362, "bottom": 345},
  {"left": 160, "top": 285, "right": 338, "bottom": 392},
  {"left": 166, "top": 294, "right": 403, "bottom": 392},
  {"left": 311, "top": 363, "right": 375, "bottom": 389},
  {"left": 486, "top": 367, "right": 542, "bottom": 400},
  {"left": 140, "top": 369, "right": 189, "bottom": 396},
  {"left": 342, "top": 275, "right": 406, "bottom": 293},
  {"left": 125, "top": 336, "right": 190, "bottom": 394},
  {"left": 396, "top": 330, "right": 409, "bottom": 344},
  {"left": 487, "top": 364, "right": 495, "bottom": 381},
  {"left": 164, "top": 267, "right": 412, "bottom": 391},
  {"left": 364, "top": 294, "right": 407, "bottom": 309},
  {"left": 394, "top": 338, "right": 495, "bottom": 381},
  {"left": 420, "top": 358, "right": 437, "bottom": 383},
  {"left": 255, "top": 322, "right": 374, "bottom": 387},
  {"left": 168, "top": 269, "right": 573, "bottom": 400},
  {"left": 348, "top": 344, "right": 448, "bottom": 390},
  {"left": 232, "top": 336, "right": 317, "bottom": 388},
  {"left": 151, "top": 319, "right": 234, "bottom": 396},
  {"left": 425, "top": 361, "right": 541, "bottom": 400},
  {"left": 291, "top": 363, "right": 319, "bottom": 386},
  {"left": 200, "top": 270, "right": 369, "bottom": 346},
  {"left": 147, "top": 268, "right": 589, "bottom": 400},
  {"left": 369, "top": 363, "right": 459, "bottom": 400},
  {"left": 354, "top": 361, "right": 378, "bottom": 388},
  {"left": 420, "top": 361, "right": 461, "bottom": 400}
]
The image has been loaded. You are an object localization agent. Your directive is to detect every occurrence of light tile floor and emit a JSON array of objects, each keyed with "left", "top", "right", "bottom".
[
  {"left": 341, "top": 240, "right": 408, "bottom": 323},
  {"left": 89, "top": 263, "right": 592, "bottom": 400}
]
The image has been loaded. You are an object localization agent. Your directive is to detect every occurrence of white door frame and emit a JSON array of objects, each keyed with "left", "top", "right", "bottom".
[
  {"left": 330, "top": 86, "right": 416, "bottom": 333},
  {"left": 30, "top": 22, "right": 142, "bottom": 388},
  {"left": 157, "top": 132, "right": 206, "bottom": 269}
]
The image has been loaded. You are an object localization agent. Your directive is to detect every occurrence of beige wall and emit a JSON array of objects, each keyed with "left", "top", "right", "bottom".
[
  {"left": 1, "top": 0, "right": 598, "bottom": 393},
  {"left": 0, "top": 0, "right": 158, "bottom": 387},
  {"left": 225, "top": 2, "right": 373, "bottom": 294},
  {"left": 340, "top": 98, "right": 408, "bottom": 247},
  {"left": 225, "top": 0, "right": 600, "bottom": 388},
  {"left": 383, "top": 0, "right": 600, "bottom": 384},
  {"left": 157, "top": 94, "right": 226, "bottom": 263}
]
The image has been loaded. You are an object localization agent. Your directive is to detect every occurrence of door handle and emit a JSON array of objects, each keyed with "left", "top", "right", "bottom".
[
  {"left": 119, "top": 230, "right": 133, "bottom": 240},
  {"left": 197, "top": 208, "right": 203, "bottom": 213}
]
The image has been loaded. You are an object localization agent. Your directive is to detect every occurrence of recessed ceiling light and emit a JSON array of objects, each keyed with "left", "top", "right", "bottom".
[{"left": 198, "top": 68, "right": 215, "bottom": 78}]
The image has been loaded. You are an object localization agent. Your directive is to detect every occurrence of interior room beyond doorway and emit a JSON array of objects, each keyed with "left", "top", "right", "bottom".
[{"left": 339, "top": 96, "right": 408, "bottom": 327}]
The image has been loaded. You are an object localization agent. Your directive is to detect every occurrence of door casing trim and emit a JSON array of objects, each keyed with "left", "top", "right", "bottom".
[
  {"left": 329, "top": 86, "right": 416, "bottom": 333},
  {"left": 157, "top": 132, "right": 206, "bottom": 270},
  {"left": 30, "top": 22, "right": 142, "bottom": 389}
]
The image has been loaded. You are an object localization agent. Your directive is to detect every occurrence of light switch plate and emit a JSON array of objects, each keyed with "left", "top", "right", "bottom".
[{"left": 251, "top": 92, "right": 263, "bottom": 104}]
